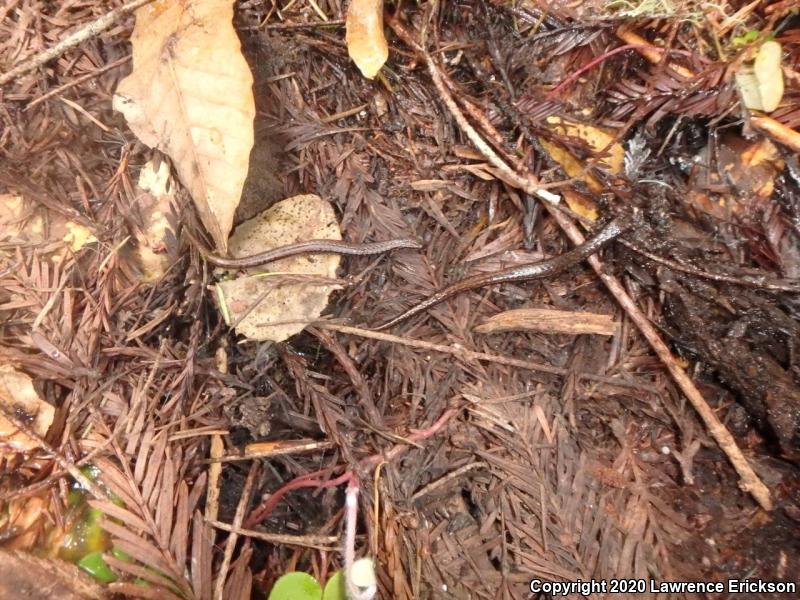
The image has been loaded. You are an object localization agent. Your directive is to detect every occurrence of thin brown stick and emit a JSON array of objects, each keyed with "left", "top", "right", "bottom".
[
  {"left": 206, "top": 439, "right": 335, "bottom": 463},
  {"left": 0, "top": 0, "right": 152, "bottom": 86},
  {"left": 207, "top": 520, "right": 339, "bottom": 550},
  {"left": 319, "top": 323, "right": 566, "bottom": 376},
  {"left": 750, "top": 115, "right": 800, "bottom": 153},
  {"left": 322, "top": 323, "right": 655, "bottom": 390},
  {"left": 25, "top": 55, "right": 131, "bottom": 110},
  {"left": 213, "top": 463, "right": 258, "bottom": 600},
  {"left": 205, "top": 434, "right": 224, "bottom": 522}
]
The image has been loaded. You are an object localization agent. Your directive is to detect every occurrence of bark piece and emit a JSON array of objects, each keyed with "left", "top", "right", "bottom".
[{"left": 474, "top": 308, "right": 616, "bottom": 336}]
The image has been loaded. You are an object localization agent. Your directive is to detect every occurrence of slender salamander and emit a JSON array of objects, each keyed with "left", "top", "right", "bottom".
[
  {"left": 198, "top": 238, "right": 422, "bottom": 269},
  {"left": 375, "top": 215, "right": 631, "bottom": 330}
]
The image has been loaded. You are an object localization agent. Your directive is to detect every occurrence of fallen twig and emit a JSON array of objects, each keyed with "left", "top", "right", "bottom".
[
  {"left": 214, "top": 463, "right": 258, "bottom": 600},
  {"left": 207, "top": 521, "right": 338, "bottom": 550},
  {"left": 750, "top": 115, "right": 800, "bottom": 153},
  {"left": 25, "top": 54, "right": 131, "bottom": 110},
  {"left": 0, "top": 0, "right": 151, "bottom": 87}
]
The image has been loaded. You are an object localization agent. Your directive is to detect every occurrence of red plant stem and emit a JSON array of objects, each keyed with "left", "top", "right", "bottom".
[
  {"left": 245, "top": 408, "right": 460, "bottom": 526},
  {"left": 546, "top": 44, "right": 662, "bottom": 100},
  {"left": 408, "top": 407, "right": 459, "bottom": 439},
  {"left": 244, "top": 467, "right": 351, "bottom": 527}
]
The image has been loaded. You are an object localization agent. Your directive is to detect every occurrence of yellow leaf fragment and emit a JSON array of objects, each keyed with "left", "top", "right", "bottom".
[
  {"left": 113, "top": 0, "right": 255, "bottom": 252},
  {"left": 0, "top": 365, "right": 54, "bottom": 453},
  {"left": 0, "top": 194, "right": 96, "bottom": 265},
  {"left": 346, "top": 0, "right": 388, "bottom": 79},
  {"left": 215, "top": 195, "right": 343, "bottom": 342},
  {"left": 545, "top": 116, "right": 624, "bottom": 175},
  {"left": 62, "top": 223, "right": 97, "bottom": 253},
  {"left": 563, "top": 189, "right": 599, "bottom": 222},
  {"left": 538, "top": 138, "right": 604, "bottom": 193}
]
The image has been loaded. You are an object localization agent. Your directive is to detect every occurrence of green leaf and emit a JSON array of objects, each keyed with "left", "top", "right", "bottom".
[
  {"left": 732, "top": 30, "right": 774, "bottom": 47},
  {"left": 322, "top": 571, "right": 347, "bottom": 600},
  {"left": 77, "top": 551, "right": 117, "bottom": 583},
  {"left": 732, "top": 30, "right": 758, "bottom": 46},
  {"left": 268, "top": 572, "right": 322, "bottom": 600},
  {"left": 111, "top": 547, "right": 131, "bottom": 562}
]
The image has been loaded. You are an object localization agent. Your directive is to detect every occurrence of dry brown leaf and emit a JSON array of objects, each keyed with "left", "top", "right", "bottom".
[
  {"left": 215, "top": 194, "right": 342, "bottom": 342},
  {"left": 113, "top": 0, "right": 255, "bottom": 252},
  {"left": 4, "top": 496, "right": 47, "bottom": 550},
  {"left": 0, "top": 365, "right": 54, "bottom": 454},
  {"left": 346, "top": 0, "right": 388, "bottom": 79}
]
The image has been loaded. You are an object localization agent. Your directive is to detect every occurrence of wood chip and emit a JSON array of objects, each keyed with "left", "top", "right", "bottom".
[{"left": 474, "top": 308, "right": 617, "bottom": 336}]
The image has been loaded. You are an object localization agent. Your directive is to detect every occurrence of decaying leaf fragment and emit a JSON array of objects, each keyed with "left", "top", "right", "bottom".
[
  {"left": 113, "top": 0, "right": 255, "bottom": 252},
  {"left": 346, "top": 0, "right": 388, "bottom": 79},
  {"left": 214, "top": 195, "right": 343, "bottom": 342},
  {"left": 545, "top": 116, "right": 624, "bottom": 174},
  {"left": 687, "top": 136, "right": 783, "bottom": 219},
  {"left": 737, "top": 41, "right": 784, "bottom": 113},
  {"left": 131, "top": 159, "right": 178, "bottom": 282},
  {"left": 0, "top": 365, "right": 54, "bottom": 453},
  {"left": 539, "top": 116, "right": 624, "bottom": 193},
  {"left": 0, "top": 194, "right": 97, "bottom": 266}
]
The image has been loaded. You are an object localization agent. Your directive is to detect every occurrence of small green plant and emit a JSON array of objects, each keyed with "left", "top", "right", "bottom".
[
  {"left": 267, "top": 570, "right": 347, "bottom": 600},
  {"left": 732, "top": 30, "right": 760, "bottom": 46},
  {"left": 59, "top": 465, "right": 130, "bottom": 583},
  {"left": 322, "top": 571, "right": 346, "bottom": 600},
  {"left": 732, "top": 30, "right": 775, "bottom": 47}
]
